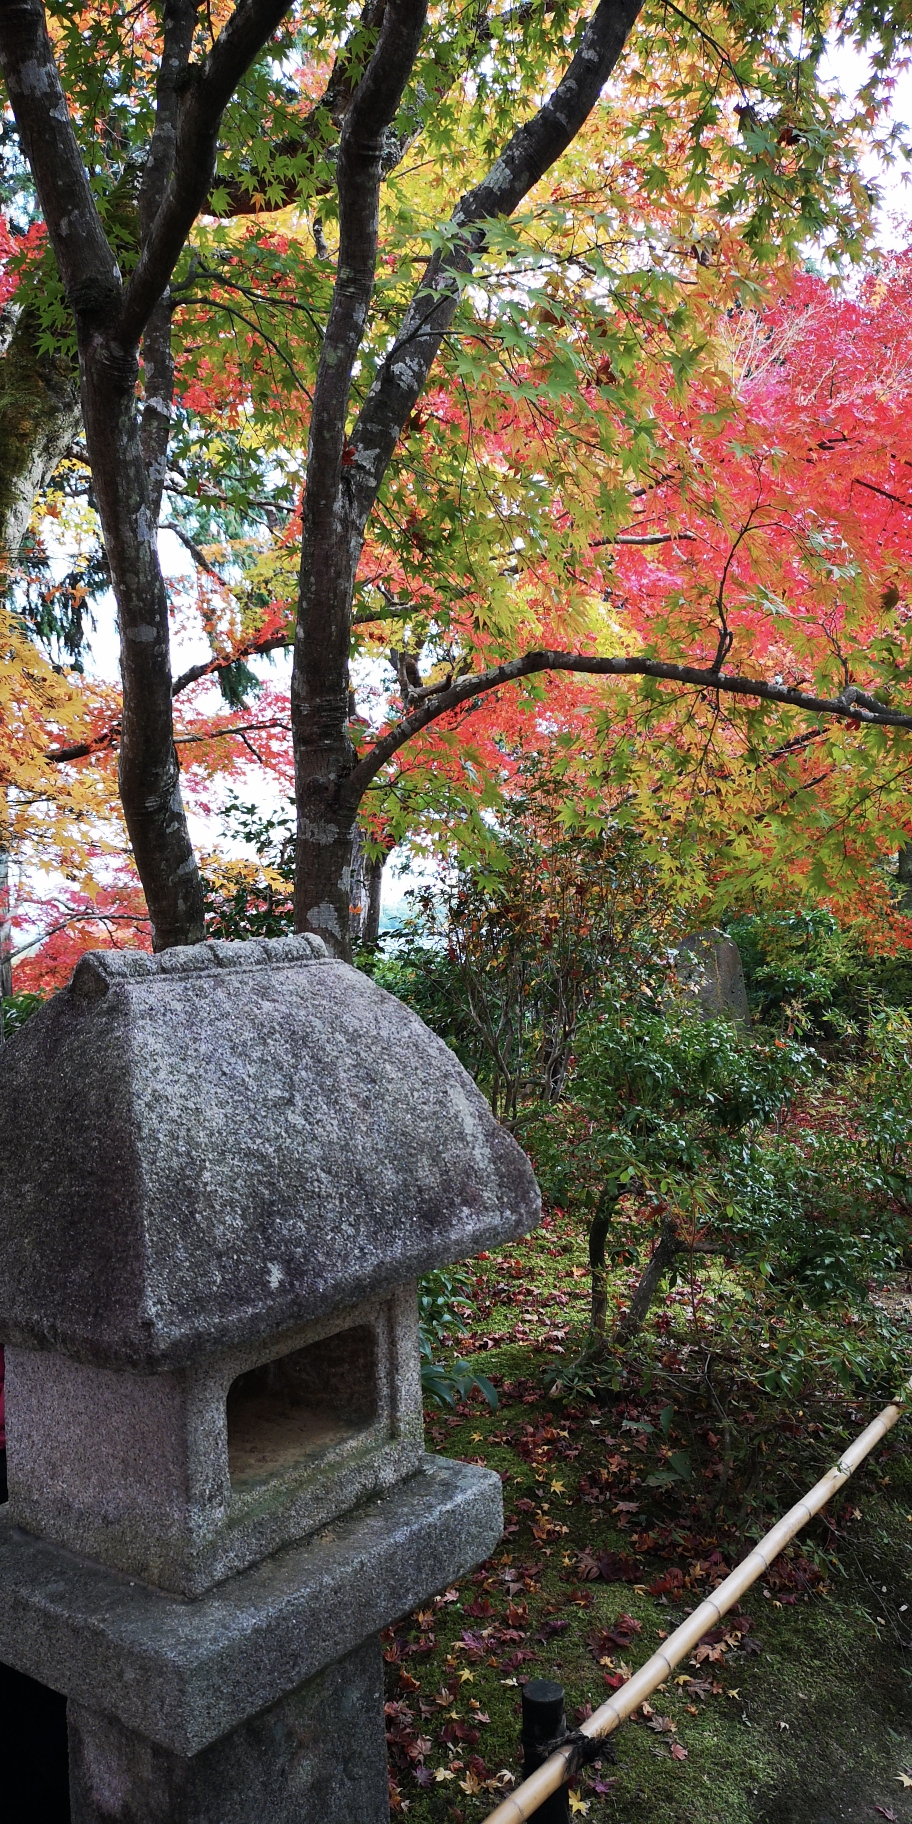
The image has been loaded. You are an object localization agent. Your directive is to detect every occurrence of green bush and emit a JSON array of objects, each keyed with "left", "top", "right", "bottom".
[
  {"left": 521, "top": 989, "right": 819, "bottom": 1230},
  {"left": 726, "top": 907, "right": 912, "bottom": 1032},
  {"left": 1, "top": 990, "right": 44, "bottom": 1039},
  {"left": 417, "top": 1267, "right": 498, "bottom": 1411}
]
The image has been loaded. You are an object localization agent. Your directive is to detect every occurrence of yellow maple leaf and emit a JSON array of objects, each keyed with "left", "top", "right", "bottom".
[
  {"left": 896, "top": 1772, "right": 912, "bottom": 1787},
  {"left": 568, "top": 1793, "right": 590, "bottom": 1816}
]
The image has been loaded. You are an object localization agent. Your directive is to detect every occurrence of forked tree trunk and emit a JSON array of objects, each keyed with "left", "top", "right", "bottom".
[
  {"left": 290, "top": 0, "right": 644, "bottom": 955},
  {"left": 614, "top": 1220, "right": 680, "bottom": 1343},
  {"left": 1, "top": 0, "right": 645, "bottom": 957}
]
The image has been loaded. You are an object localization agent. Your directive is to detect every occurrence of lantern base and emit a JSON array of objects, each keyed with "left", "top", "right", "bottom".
[
  {"left": 0, "top": 1455, "right": 501, "bottom": 1760},
  {"left": 69, "top": 1635, "right": 389, "bottom": 1824}
]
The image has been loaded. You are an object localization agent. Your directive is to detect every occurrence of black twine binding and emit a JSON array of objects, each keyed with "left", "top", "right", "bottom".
[{"left": 539, "top": 1728, "right": 615, "bottom": 1780}]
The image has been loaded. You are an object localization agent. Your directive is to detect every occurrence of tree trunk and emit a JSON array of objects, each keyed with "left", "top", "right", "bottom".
[
  {"left": 0, "top": 302, "right": 80, "bottom": 564},
  {"left": 291, "top": 0, "right": 426, "bottom": 959},
  {"left": 364, "top": 851, "right": 385, "bottom": 947},
  {"left": 589, "top": 1192, "right": 619, "bottom": 1333},
  {"left": 290, "top": 0, "right": 643, "bottom": 944},
  {"left": 290, "top": 448, "right": 360, "bottom": 955},
  {"left": 0, "top": 0, "right": 285, "bottom": 955},
  {"left": 899, "top": 841, "right": 912, "bottom": 912},
  {"left": 79, "top": 341, "right": 204, "bottom": 951},
  {"left": 614, "top": 1220, "right": 679, "bottom": 1343},
  {"left": 0, "top": 841, "right": 12, "bottom": 1008}
]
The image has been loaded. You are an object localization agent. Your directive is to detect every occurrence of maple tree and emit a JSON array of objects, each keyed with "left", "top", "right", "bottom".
[
  {"left": 181, "top": 247, "right": 912, "bottom": 945},
  {"left": 2, "top": 0, "right": 912, "bottom": 962}
]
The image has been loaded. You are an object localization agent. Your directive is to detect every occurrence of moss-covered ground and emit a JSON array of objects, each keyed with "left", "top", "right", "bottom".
[{"left": 386, "top": 1221, "right": 912, "bottom": 1822}]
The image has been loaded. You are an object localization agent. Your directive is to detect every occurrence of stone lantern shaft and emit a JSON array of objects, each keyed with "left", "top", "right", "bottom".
[{"left": 0, "top": 936, "right": 540, "bottom": 1822}]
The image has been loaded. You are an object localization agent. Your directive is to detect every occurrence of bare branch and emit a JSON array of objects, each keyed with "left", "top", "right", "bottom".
[
  {"left": 342, "top": 648, "right": 912, "bottom": 801},
  {"left": 161, "top": 522, "right": 227, "bottom": 584},
  {"left": 171, "top": 631, "right": 289, "bottom": 695},
  {"left": 591, "top": 529, "right": 699, "bottom": 548},
  {"left": 852, "top": 476, "right": 912, "bottom": 513},
  {"left": 173, "top": 718, "right": 287, "bottom": 744}
]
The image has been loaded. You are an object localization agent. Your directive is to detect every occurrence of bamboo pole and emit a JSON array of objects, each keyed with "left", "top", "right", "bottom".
[{"left": 481, "top": 1380, "right": 911, "bottom": 1824}]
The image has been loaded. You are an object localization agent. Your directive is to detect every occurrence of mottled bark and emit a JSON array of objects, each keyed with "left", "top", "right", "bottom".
[
  {"left": 0, "top": 843, "right": 12, "bottom": 1005},
  {"left": 0, "top": 303, "right": 80, "bottom": 565},
  {"left": 291, "top": 0, "right": 428, "bottom": 953},
  {"left": 0, "top": 0, "right": 293, "bottom": 949},
  {"left": 293, "top": 0, "right": 646, "bottom": 952},
  {"left": 899, "top": 841, "right": 912, "bottom": 912}
]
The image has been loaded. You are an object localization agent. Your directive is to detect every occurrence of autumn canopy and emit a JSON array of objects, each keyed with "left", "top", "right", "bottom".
[{"left": 0, "top": 0, "right": 911, "bottom": 976}]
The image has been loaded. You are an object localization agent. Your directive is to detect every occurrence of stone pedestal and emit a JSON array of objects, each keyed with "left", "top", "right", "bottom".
[
  {"left": 68, "top": 1639, "right": 389, "bottom": 1824},
  {"left": 0, "top": 935, "right": 541, "bottom": 1820},
  {"left": 0, "top": 1456, "right": 502, "bottom": 1822}
]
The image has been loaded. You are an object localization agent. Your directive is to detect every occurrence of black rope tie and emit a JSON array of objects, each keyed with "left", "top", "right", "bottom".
[{"left": 540, "top": 1727, "right": 615, "bottom": 1781}]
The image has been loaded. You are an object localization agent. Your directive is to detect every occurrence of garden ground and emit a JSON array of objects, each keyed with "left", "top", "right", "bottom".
[{"left": 386, "top": 1220, "right": 912, "bottom": 1823}]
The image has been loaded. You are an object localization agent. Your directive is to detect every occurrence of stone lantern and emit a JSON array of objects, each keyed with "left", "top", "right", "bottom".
[{"left": 0, "top": 935, "right": 540, "bottom": 1822}]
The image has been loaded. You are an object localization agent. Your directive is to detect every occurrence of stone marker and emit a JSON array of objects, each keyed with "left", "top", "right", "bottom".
[
  {"left": 675, "top": 928, "right": 750, "bottom": 1025},
  {"left": 0, "top": 935, "right": 541, "bottom": 1822}
]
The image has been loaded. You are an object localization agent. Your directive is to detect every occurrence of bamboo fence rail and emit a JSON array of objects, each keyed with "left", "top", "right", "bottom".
[{"left": 481, "top": 1379, "right": 911, "bottom": 1824}]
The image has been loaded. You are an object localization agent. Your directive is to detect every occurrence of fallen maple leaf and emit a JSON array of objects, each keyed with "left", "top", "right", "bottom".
[
  {"left": 895, "top": 1772, "right": 912, "bottom": 1787},
  {"left": 568, "top": 1794, "right": 590, "bottom": 1815},
  {"left": 670, "top": 1742, "right": 688, "bottom": 1761},
  {"left": 874, "top": 1807, "right": 898, "bottom": 1820}
]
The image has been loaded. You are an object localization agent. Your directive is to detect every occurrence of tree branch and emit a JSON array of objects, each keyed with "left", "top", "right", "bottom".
[
  {"left": 591, "top": 528, "right": 698, "bottom": 548},
  {"left": 852, "top": 476, "right": 912, "bottom": 513},
  {"left": 0, "top": 1, "right": 118, "bottom": 319},
  {"left": 170, "top": 630, "right": 289, "bottom": 695},
  {"left": 162, "top": 521, "right": 228, "bottom": 584},
  {"left": 342, "top": 649, "right": 912, "bottom": 801},
  {"left": 304, "top": 0, "right": 428, "bottom": 497},
  {"left": 119, "top": 0, "right": 295, "bottom": 344},
  {"left": 212, "top": 0, "right": 387, "bottom": 214},
  {"left": 139, "top": 0, "right": 202, "bottom": 522},
  {"left": 347, "top": 0, "right": 645, "bottom": 535}
]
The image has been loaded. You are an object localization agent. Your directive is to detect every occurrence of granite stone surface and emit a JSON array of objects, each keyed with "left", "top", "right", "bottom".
[
  {"left": 6, "top": 1288, "right": 425, "bottom": 1596},
  {"left": 0, "top": 1455, "right": 502, "bottom": 1756},
  {"left": 68, "top": 1637, "right": 389, "bottom": 1824},
  {"left": 676, "top": 928, "right": 750, "bottom": 1025},
  {"left": 0, "top": 935, "right": 541, "bottom": 1368}
]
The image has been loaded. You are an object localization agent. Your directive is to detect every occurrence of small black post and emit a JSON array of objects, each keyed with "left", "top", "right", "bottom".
[{"left": 520, "top": 1678, "right": 571, "bottom": 1823}]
